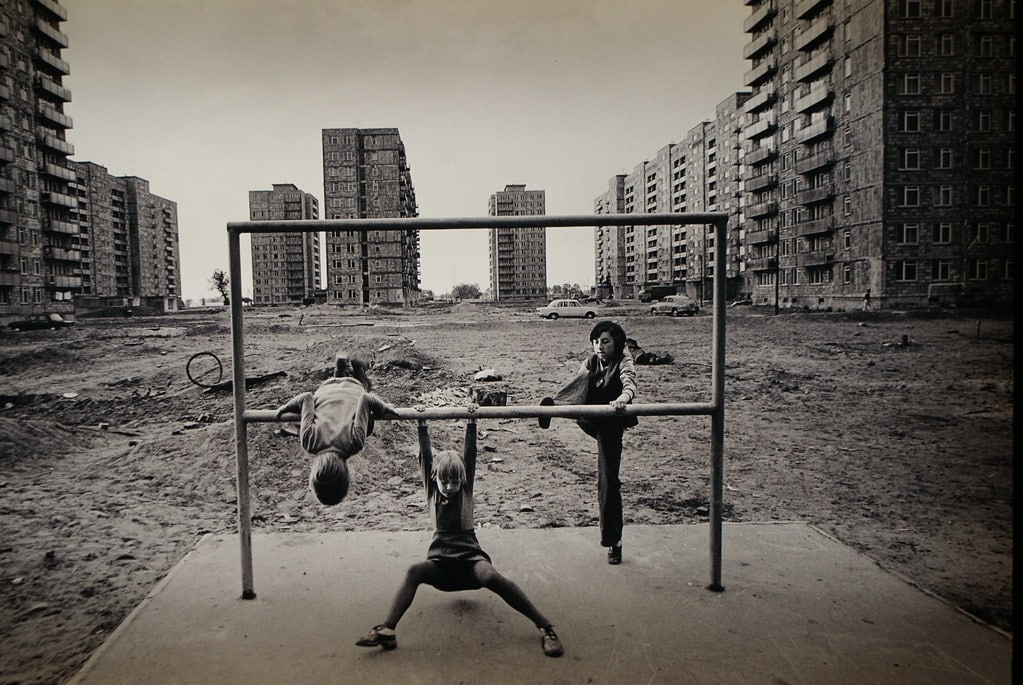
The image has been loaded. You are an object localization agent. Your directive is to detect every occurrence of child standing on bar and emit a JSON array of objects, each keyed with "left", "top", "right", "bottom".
[{"left": 356, "top": 413, "right": 564, "bottom": 657}]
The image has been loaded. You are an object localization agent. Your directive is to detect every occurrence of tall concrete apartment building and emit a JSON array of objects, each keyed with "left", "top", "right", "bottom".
[
  {"left": 71, "top": 161, "right": 182, "bottom": 309},
  {"left": 0, "top": 0, "right": 78, "bottom": 315},
  {"left": 248, "top": 183, "right": 319, "bottom": 305},
  {"left": 321, "top": 127, "right": 420, "bottom": 306},
  {"left": 740, "top": 0, "right": 1015, "bottom": 309},
  {"left": 594, "top": 94, "right": 748, "bottom": 302},
  {"left": 488, "top": 184, "right": 547, "bottom": 300},
  {"left": 1, "top": 0, "right": 183, "bottom": 316}
]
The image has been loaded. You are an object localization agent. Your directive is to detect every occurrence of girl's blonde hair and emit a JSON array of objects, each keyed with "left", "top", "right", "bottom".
[{"left": 431, "top": 450, "right": 466, "bottom": 484}]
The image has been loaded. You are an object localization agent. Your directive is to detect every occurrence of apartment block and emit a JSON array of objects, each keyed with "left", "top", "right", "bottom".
[
  {"left": 488, "top": 184, "right": 547, "bottom": 300},
  {"left": 321, "top": 127, "right": 420, "bottom": 306},
  {"left": 742, "top": 0, "right": 1015, "bottom": 310},
  {"left": 594, "top": 93, "right": 749, "bottom": 302},
  {"left": 248, "top": 183, "right": 319, "bottom": 305},
  {"left": 0, "top": 0, "right": 78, "bottom": 315},
  {"left": 72, "top": 161, "right": 182, "bottom": 309}
]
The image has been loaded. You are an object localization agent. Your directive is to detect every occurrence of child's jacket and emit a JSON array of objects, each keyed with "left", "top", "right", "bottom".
[{"left": 279, "top": 377, "right": 393, "bottom": 457}]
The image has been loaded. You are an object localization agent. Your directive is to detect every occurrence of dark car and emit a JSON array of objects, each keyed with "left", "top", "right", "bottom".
[{"left": 7, "top": 312, "right": 75, "bottom": 331}]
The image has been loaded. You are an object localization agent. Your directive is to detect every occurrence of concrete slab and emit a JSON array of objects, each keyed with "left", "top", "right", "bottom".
[{"left": 68, "top": 523, "right": 1010, "bottom": 685}]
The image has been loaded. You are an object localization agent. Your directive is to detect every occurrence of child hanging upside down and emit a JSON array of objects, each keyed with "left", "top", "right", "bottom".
[
  {"left": 356, "top": 413, "right": 564, "bottom": 657},
  {"left": 276, "top": 351, "right": 398, "bottom": 505}
]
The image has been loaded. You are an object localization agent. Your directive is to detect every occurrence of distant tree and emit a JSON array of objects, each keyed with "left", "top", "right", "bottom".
[
  {"left": 551, "top": 284, "right": 563, "bottom": 295},
  {"left": 209, "top": 269, "right": 230, "bottom": 305},
  {"left": 451, "top": 283, "right": 482, "bottom": 300}
]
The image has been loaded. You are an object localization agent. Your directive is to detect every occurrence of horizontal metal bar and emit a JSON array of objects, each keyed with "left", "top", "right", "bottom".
[
  {"left": 227, "top": 213, "right": 728, "bottom": 235},
  {"left": 244, "top": 402, "right": 716, "bottom": 424}
]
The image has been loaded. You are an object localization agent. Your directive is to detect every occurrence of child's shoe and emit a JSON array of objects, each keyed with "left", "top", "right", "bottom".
[
  {"left": 607, "top": 544, "right": 622, "bottom": 565},
  {"left": 538, "top": 397, "right": 555, "bottom": 429},
  {"left": 540, "top": 625, "right": 564, "bottom": 657},
  {"left": 356, "top": 625, "right": 397, "bottom": 650}
]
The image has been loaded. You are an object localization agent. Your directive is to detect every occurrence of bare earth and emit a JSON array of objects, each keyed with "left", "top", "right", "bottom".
[{"left": 0, "top": 303, "right": 1013, "bottom": 684}]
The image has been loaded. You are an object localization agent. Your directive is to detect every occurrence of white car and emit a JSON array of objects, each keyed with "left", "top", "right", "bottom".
[
  {"left": 650, "top": 294, "right": 700, "bottom": 317},
  {"left": 535, "top": 299, "right": 599, "bottom": 320}
]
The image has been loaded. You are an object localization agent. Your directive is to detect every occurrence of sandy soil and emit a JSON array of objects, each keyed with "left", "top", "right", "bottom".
[{"left": 0, "top": 303, "right": 1013, "bottom": 684}]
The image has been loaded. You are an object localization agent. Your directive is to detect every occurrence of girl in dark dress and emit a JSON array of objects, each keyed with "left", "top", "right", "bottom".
[{"left": 356, "top": 416, "right": 564, "bottom": 657}]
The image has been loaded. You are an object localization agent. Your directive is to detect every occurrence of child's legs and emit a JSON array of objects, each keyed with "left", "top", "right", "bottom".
[
  {"left": 472, "top": 561, "right": 550, "bottom": 629},
  {"left": 383, "top": 561, "right": 438, "bottom": 628},
  {"left": 596, "top": 426, "right": 624, "bottom": 547}
]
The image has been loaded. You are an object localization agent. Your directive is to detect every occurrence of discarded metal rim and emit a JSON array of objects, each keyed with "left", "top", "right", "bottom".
[{"left": 186, "top": 351, "right": 224, "bottom": 388}]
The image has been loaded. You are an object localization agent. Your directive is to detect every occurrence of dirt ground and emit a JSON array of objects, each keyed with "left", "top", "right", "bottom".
[{"left": 0, "top": 302, "right": 1014, "bottom": 684}]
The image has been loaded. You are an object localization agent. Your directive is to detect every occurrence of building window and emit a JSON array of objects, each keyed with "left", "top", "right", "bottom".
[
  {"left": 932, "top": 260, "right": 952, "bottom": 281},
  {"left": 938, "top": 147, "right": 954, "bottom": 168},
  {"left": 844, "top": 162, "right": 852, "bottom": 182},
  {"left": 901, "top": 186, "right": 921, "bottom": 206},
  {"left": 901, "top": 74, "right": 921, "bottom": 95},
  {"left": 844, "top": 196, "right": 853, "bottom": 214},
  {"left": 974, "top": 223, "right": 990, "bottom": 243},
  {"left": 940, "top": 34, "right": 955, "bottom": 56},
  {"left": 977, "top": 74, "right": 992, "bottom": 95},
  {"left": 933, "top": 222, "right": 953, "bottom": 243},
  {"left": 896, "top": 223, "right": 919, "bottom": 243},
  {"left": 899, "top": 111, "right": 921, "bottom": 132},
  {"left": 1004, "top": 260, "right": 1014, "bottom": 279},
  {"left": 900, "top": 35, "right": 922, "bottom": 56},
  {"left": 938, "top": 0, "right": 954, "bottom": 17},
  {"left": 901, "top": 0, "right": 922, "bottom": 18},
  {"left": 939, "top": 73, "right": 955, "bottom": 93},
  {"left": 844, "top": 230, "right": 852, "bottom": 249},
  {"left": 901, "top": 148, "right": 921, "bottom": 169},
  {"left": 979, "top": 36, "right": 994, "bottom": 57},
  {"left": 894, "top": 260, "right": 918, "bottom": 281},
  {"left": 967, "top": 259, "right": 988, "bottom": 280},
  {"left": 844, "top": 264, "right": 852, "bottom": 283},
  {"left": 937, "top": 185, "right": 953, "bottom": 206},
  {"left": 937, "top": 110, "right": 953, "bottom": 131},
  {"left": 977, "top": 0, "right": 992, "bottom": 19},
  {"left": 975, "top": 148, "right": 991, "bottom": 169},
  {"left": 976, "top": 186, "right": 991, "bottom": 206}
]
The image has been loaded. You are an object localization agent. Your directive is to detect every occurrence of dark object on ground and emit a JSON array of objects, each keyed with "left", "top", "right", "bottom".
[{"left": 7, "top": 313, "right": 75, "bottom": 331}]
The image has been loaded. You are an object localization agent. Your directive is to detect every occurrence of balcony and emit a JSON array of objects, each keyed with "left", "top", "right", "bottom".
[
  {"left": 41, "top": 190, "right": 77, "bottom": 208},
  {"left": 0, "top": 209, "right": 16, "bottom": 225},
  {"left": 0, "top": 84, "right": 10, "bottom": 101},
  {"left": 0, "top": 240, "right": 18, "bottom": 255},
  {"left": 43, "top": 245, "right": 81, "bottom": 261},
  {"left": 795, "top": 18, "right": 833, "bottom": 52},
  {"left": 42, "top": 163, "right": 76, "bottom": 182},
  {"left": 796, "top": 217, "right": 834, "bottom": 236},
  {"left": 37, "top": 132, "right": 74, "bottom": 155},
  {"left": 0, "top": 115, "right": 12, "bottom": 132},
  {"left": 33, "top": 0, "right": 68, "bottom": 21},
  {"left": 0, "top": 272, "right": 20, "bottom": 286},
  {"left": 34, "top": 75, "right": 71, "bottom": 102},
  {"left": 34, "top": 48, "right": 70, "bottom": 75},
  {"left": 747, "top": 173, "right": 778, "bottom": 192},
  {"left": 46, "top": 274, "right": 82, "bottom": 289},
  {"left": 0, "top": 177, "right": 16, "bottom": 194},
  {"left": 746, "top": 228, "right": 778, "bottom": 245},
  {"left": 747, "top": 142, "right": 778, "bottom": 166},
  {"left": 744, "top": 4, "right": 777, "bottom": 33},
  {"left": 743, "top": 32, "right": 777, "bottom": 60},
  {"left": 795, "top": 250, "right": 834, "bottom": 267},
  {"left": 747, "top": 200, "right": 779, "bottom": 218},
  {"left": 745, "top": 113, "right": 777, "bottom": 140},
  {"left": 36, "top": 103, "right": 73, "bottom": 128},
  {"left": 742, "top": 84, "right": 777, "bottom": 114},
  {"left": 34, "top": 18, "right": 69, "bottom": 48},
  {"left": 744, "top": 57, "right": 777, "bottom": 87},
  {"left": 795, "top": 148, "right": 834, "bottom": 174},
  {"left": 796, "top": 185, "right": 832, "bottom": 205},
  {"left": 794, "top": 52, "right": 833, "bottom": 82},
  {"left": 795, "top": 0, "right": 831, "bottom": 20},
  {"left": 747, "top": 256, "right": 778, "bottom": 271},
  {"left": 795, "top": 83, "right": 832, "bottom": 113},
  {"left": 45, "top": 219, "right": 79, "bottom": 235},
  {"left": 795, "top": 116, "right": 834, "bottom": 144}
]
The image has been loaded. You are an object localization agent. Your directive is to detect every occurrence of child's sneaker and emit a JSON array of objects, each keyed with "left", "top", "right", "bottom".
[
  {"left": 607, "top": 544, "right": 622, "bottom": 565},
  {"left": 356, "top": 625, "right": 397, "bottom": 650},
  {"left": 540, "top": 625, "right": 563, "bottom": 657}
]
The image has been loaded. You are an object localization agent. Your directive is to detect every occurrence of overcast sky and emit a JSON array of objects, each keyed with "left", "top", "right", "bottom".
[{"left": 61, "top": 1, "right": 748, "bottom": 302}]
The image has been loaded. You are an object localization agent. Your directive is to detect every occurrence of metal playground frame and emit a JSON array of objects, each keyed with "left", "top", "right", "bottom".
[{"left": 226, "top": 213, "right": 728, "bottom": 599}]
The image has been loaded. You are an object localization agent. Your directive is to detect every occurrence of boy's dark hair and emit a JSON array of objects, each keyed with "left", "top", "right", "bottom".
[
  {"left": 589, "top": 320, "right": 628, "bottom": 356},
  {"left": 335, "top": 352, "right": 372, "bottom": 391},
  {"left": 309, "top": 450, "right": 350, "bottom": 506}
]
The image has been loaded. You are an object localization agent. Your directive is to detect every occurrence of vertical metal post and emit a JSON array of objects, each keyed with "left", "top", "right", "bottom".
[
  {"left": 228, "top": 229, "right": 255, "bottom": 599},
  {"left": 708, "top": 218, "right": 727, "bottom": 592}
]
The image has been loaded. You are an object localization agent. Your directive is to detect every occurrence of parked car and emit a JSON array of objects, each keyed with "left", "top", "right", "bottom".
[
  {"left": 7, "top": 312, "right": 76, "bottom": 331},
  {"left": 649, "top": 294, "right": 700, "bottom": 317},
  {"left": 638, "top": 285, "right": 677, "bottom": 302},
  {"left": 535, "top": 299, "right": 599, "bottom": 320}
]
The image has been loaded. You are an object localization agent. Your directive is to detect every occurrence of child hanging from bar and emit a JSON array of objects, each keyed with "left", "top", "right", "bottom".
[
  {"left": 356, "top": 411, "right": 564, "bottom": 657},
  {"left": 275, "top": 351, "right": 398, "bottom": 505}
]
